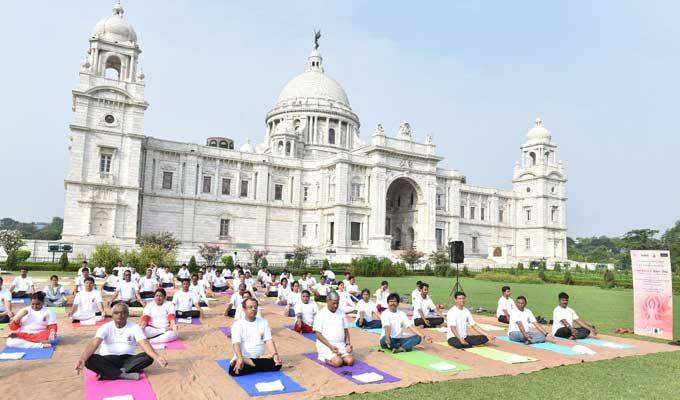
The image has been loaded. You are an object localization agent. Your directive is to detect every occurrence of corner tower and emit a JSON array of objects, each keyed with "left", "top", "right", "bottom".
[{"left": 62, "top": 2, "right": 148, "bottom": 251}]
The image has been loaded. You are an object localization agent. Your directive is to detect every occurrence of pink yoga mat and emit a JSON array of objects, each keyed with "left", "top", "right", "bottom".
[
  {"left": 84, "top": 369, "right": 157, "bottom": 400},
  {"left": 164, "top": 339, "right": 186, "bottom": 350}
]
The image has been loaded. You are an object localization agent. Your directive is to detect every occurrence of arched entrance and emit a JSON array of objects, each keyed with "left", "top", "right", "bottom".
[{"left": 385, "top": 177, "right": 420, "bottom": 250}]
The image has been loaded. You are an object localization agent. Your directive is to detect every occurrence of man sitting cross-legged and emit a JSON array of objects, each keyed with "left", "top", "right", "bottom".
[
  {"left": 172, "top": 279, "right": 202, "bottom": 319},
  {"left": 496, "top": 285, "right": 515, "bottom": 324},
  {"left": 446, "top": 291, "right": 494, "bottom": 349},
  {"left": 110, "top": 270, "right": 143, "bottom": 308},
  {"left": 229, "top": 297, "right": 283, "bottom": 376},
  {"left": 380, "top": 293, "right": 429, "bottom": 353},
  {"left": 508, "top": 295, "right": 549, "bottom": 344},
  {"left": 9, "top": 268, "right": 35, "bottom": 298},
  {"left": 552, "top": 292, "right": 597, "bottom": 340},
  {"left": 224, "top": 283, "right": 246, "bottom": 318},
  {"left": 313, "top": 291, "right": 355, "bottom": 367},
  {"left": 138, "top": 268, "right": 159, "bottom": 300},
  {"left": 413, "top": 283, "right": 445, "bottom": 327},
  {"left": 140, "top": 288, "right": 179, "bottom": 344},
  {"left": 69, "top": 276, "right": 105, "bottom": 323},
  {"left": 356, "top": 289, "right": 382, "bottom": 329},
  {"left": 75, "top": 302, "right": 168, "bottom": 380}
]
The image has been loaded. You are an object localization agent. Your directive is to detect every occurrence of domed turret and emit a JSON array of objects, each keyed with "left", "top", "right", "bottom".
[
  {"left": 92, "top": 1, "right": 137, "bottom": 44},
  {"left": 525, "top": 117, "right": 552, "bottom": 143}
]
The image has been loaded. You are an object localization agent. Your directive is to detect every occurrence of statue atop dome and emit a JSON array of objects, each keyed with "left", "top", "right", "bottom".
[{"left": 314, "top": 30, "right": 321, "bottom": 50}]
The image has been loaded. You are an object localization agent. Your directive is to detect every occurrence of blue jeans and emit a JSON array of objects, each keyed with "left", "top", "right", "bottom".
[
  {"left": 287, "top": 308, "right": 295, "bottom": 317},
  {"left": 509, "top": 330, "right": 546, "bottom": 344},
  {"left": 380, "top": 335, "right": 422, "bottom": 351},
  {"left": 357, "top": 319, "right": 382, "bottom": 329}
]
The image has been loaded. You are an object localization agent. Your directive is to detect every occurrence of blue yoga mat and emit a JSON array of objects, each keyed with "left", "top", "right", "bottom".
[
  {"left": 351, "top": 322, "right": 383, "bottom": 334},
  {"left": 11, "top": 298, "right": 31, "bottom": 304},
  {"left": 284, "top": 324, "right": 316, "bottom": 341},
  {"left": 0, "top": 336, "right": 61, "bottom": 360},
  {"left": 577, "top": 337, "right": 635, "bottom": 349},
  {"left": 497, "top": 335, "right": 579, "bottom": 355},
  {"left": 216, "top": 359, "right": 306, "bottom": 396}
]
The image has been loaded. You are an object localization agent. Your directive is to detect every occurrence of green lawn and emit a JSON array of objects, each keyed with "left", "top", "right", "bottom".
[
  {"left": 332, "top": 351, "right": 680, "bottom": 400},
  {"left": 356, "top": 276, "right": 680, "bottom": 339}
]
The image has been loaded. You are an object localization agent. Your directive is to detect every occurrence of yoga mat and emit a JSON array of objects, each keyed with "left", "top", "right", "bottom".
[
  {"left": 0, "top": 336, "right": 61, "bottom": 360},
  {"left": 219, "top": 326, "right": 231, "bottom": 337},
  {"left": 11, "top": 298, "right": 30, "bottom": 304},
  {"left": 463, "top": 346, "right": 537, "bottom": 364},
  {"left": 73, "top": 319, "right": 108, "bottom": 327},
  {"left": 84, "top": 369, "right": 157, "bottom": 400},
  {"left": 0, "top": 323, "right": 7, "bottom": 330},
  {"left": 477, "top": 323, "right": 506, "bottom": 331},
  {"left": 284, "top": 324, "right": 316, "bottom": 341},
  {"left": 47, "top": 307, "right": 67, "bottom": 314},
  {"left": 497, "top": 336, "right": 580, "bottom": 355},
  {"left": 577, "top": 337, "right": 635, "bottom": 349},
  {"left": 216, "top": 359, "right": 306, "bottom": 396},
  {"left": 164, "top": 339, "right": 186, "bottom": 350},
  {"left": 374, "top": 347, "right": 471, "bottom": 373},
  {"left": 302, "top": 352, "right": 400, "bottom": 384}
]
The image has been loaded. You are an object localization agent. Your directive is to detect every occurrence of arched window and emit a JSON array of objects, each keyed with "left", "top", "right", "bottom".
[
  {"left": 529, "top": 152, "right": 536, "bottom": 166},
  {"left": 209, "top": 140, "right": 217, "bottom": 147},
  {"left": 219, "top": 141, "right": 228, "bottom": 148},
  {"left": 104, "top": 55, "right": 121, "bottom": 80},
  {"left": 544, "top": 151, "right": 550, "bottom": 164},
  {"left": 285, "top": 141, "right": 291, "bottom": 156},
  {"left": 328, "top": 128, "right": 336, "bottom": 144},
  {"left": 277, "top": 141, "right": 284, "bottom": 153},
  {"left": 493, "top": 247, "right": 502, "bottom": 257}
]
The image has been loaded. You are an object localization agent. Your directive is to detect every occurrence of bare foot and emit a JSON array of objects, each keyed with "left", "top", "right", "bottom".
[{"left": 120, "top": 372, "right": 140, "bottom": 380}]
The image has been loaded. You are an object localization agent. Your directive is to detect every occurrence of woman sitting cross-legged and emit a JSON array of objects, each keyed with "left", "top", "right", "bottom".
[
  {"left": 7, "top": 291, "right": 58, "bottom": 349},
  {"left": 284, "top": 281, "right": 301, "bottom": 317},
  {"left": 43, "top": 275, "right": 69, "bottom": 307},
  {"left": 356, "top": 289, "right": 382, "bottom": 329},
  {"left": 294, "top": 290, "right": 318, "bottom": 333},
  {"left": 140, "top": 288, "right": 179, "bottom": 344}
]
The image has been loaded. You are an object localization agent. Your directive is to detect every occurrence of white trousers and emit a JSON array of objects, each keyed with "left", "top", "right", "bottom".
[
  {"left": 143, "top": 326, "right": 179, "bottom": 344},
  {"left": 6, "top": 337, "right": 44, "bottom": 349}
]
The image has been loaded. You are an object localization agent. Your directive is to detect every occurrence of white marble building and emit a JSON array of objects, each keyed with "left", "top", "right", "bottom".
[{"left": 62, "top": 3, "right": 567, "bottom": 264}]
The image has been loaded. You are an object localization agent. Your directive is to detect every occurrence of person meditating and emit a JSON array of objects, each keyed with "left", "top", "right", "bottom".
[
  {"left": 229, "top": 298, "right": 283, "bottom": 376},
  {"left": 102, "top": 270, "right": 119, "bottom": 293},
  {"left": 412, "top": 283, "right": 444, "bottom": 327},
  {"left": 158, "top": 267, "right": 175, "bottom": 288},
  {"left": 284, "top": 281, "right": 301, "bottom": 317},
  {"left": 225, "top": 283, "right": 246, "bottom": 318},
  {"left": 294, "top": 290, "right": 318, "bottom": 333},
  {"left": 6, "top": 292, "right": 57, "bottom": 349},
  {"left": 172, "top": 279, "right": 202, "bottom": 319},
  {"left": 276, "top": 277, "right": 291, "bottom": 306},
  {"left": 508, "top": 296, "right": 549, "bottom": 344},
  {"left": 110, "top": 270, "right": 143, "bottom": 308},
  {"left": 336, "top": 281, "right": 357, "bottom": 313},
  {"left": 74, "top": 268, "right": 95, "bottom": 294},
  {"left": 446, "top": 291, "right": 494, "bottom": 349},
  {"left": 313, "top": 279, "right": 330, "bottom": 303},
  {"left": 345, "top": 276, "right": 361, "bottom": 302},
  {"left": 10, "top": 268, "right": 35, "bottom": 298},
  {"left": 552, "top": 292, "right": 597, "bottom": 340},
  {"left": 44, "top": 275, "right": 69, "bottom": 307},
  {"left": 356, "top": 289, "right": 382, "bottom": 329},
  {"left": 138, "top": 268, "right": 159, "bottom": 300},
  {"left": 212, "top": 274, "right": 230, "bottom": 292},
  {"left": 313, "top": 291, "right": 355, "bottom": 367},
  {"left": 380, "top": 293, "right": 428, "bottom": 353},
  {"left": 496, "top": 286, "right": 515, "bottom": 324},
  {"left": 234, "top": 291, "right": 261, "bottom": 321},
  {"left": 69, "top": 277, "right": 105, "bottom": 323},
  {"left": 374, "top": 280, "right": 389, "bottom": 313},
  {"left": 75, "top": 303, "right": 168, "bottom": 380},
  {"left": 93, "top": 265, "right": 107, "bottom": 279},
  {"left": 140, "top": 288, "right": 179, "bottom": 344},
  {"left": 0, "top": 276, "right": 14, "bottom": 323}
]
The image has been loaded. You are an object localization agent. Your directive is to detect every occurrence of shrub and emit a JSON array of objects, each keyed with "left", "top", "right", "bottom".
[
  {"left": 260, "top": 257, "right": 269, "bottom": 269},
  {"left": 509, "top": 267, "right": 516, "bottom": 275},
  {"left": 400, "top": 249, "right": 424, "bottom": 270},
  {"left": 475, "top": 271, "right": 542, "bottom": 284},
  {"left": 423, "top": 263, "right": 433, "bottom": 276},
  {"left": 462, "top": 266, "right": 471, "bottom": 277},
  {"left": 140, "top": 245, "right": 176, "bottom": 269},
  {"left": 122, "top": 249, "right": 141, "bottom": 268},
  {"left": 322, "top": 259, "right": 331, "bottom": 270},
  {"left": 517, "top": 262, "right": 524, "bottom": 270},
  {"left": 59, "top": 252, "right": 69, "bottom": 268},
  {"left": 138, "top": 231, "right": 181, "bottom": 251},
  {"left": 347, "top": 256, "right": 406, "bottom": 277},
  {"left": 575, "top": 264, "right": 582, "bottom": 273},
  {"left": 563, "top": 271, "right": 574, "bottom": 285},
  {"left": 198, "top": 244, "right": 221, "bottom": 265},
  {"left": 5, "top": 251, "right": 18, "bottom": 270},
  {"left": 188, "top": 256, "right": 197, "bottom": 270},
  {"left": 538, "top": 269, "right": 546, "bottom": 281},
  {"left": 15, "top": 249, "right": 31, "bottom": 262},
  {"left": 221, "top": 255, "right": 234, "bottom": 269},
  {"left": 603, "top": 269, "right": 616, "bottom": 289},
  {"left": 91, "top": 243, "right": 122, "bottom": 270},
  {"left": 554, "top": 262, "right": 562, "bottom": 272}
]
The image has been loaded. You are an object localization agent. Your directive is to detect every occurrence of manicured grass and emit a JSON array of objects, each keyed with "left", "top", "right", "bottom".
[
  {"left": 333, "top": 351, "right": 680, "bottom": 400},
  {"left": 356, "top": 276, "right": 680, "bottom": 339}
]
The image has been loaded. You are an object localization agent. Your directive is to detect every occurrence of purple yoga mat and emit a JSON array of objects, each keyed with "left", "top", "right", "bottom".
[
  {"left": 219, "top": 326, "right": 231, "bottom": 337},
  {"left": 302, "top": 352, "right": 400, "bottom": 385}
]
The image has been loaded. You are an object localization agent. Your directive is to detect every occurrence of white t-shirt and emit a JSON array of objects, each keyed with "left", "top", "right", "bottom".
[
  {"left": 222, "top": 268, "right": 232, "bottom": 278},
  {"left": 314, "top": 283, "right": 329, "bottom": 296},
  {"left": 294, "top": 300, "right": 319, "bottom": 325},
  {"left": 73, "top": 290, "right": 103, "bottom": 317},
  {"left": 375, "top": 288, "right": 389, "bottom": 307},
  {"left": 159, "top": 271, "right": 174, "bottom": 284},
  {"left": 96, "top": 321, "right": 147, "bottom": 356},
  {"left": 497, "top": 296, "right": 516, "bottom": 317},
  {"left": 446, "top": 306, "right": 476, "bottom": 339},
  {"left": 143, "top": 301, "right": 176, "bottom": 330},
  {"left": 509, "top": 308, "right": 538, "bottom": 334},
  {"left": 338, "top": 291, "right": 355, "bottom": 312},
  {"left": 105, "top": 275, "right": 119, "bottom": 288},
  {"left": 323, "top": 270, "right": 336, "bottom": 280},
  {"left": 17, "top": 307, "right": 57, "bottom": 334},
  {"left": 213, "top": 276, "right": 228, "bottom": 288},
  {"left": 231, "top": 317, "right": 272, "bottom": 359},
  {"left": 411, "top": 288, "right": 420, "bottom": 304},
  {"left": 117, "top": 281, "right": 139, "bottom": 301},
  {"left": 345, "top": 283, "right": 360, "bottom": 294},
  {"left": 313, "top": 306, "right": 348, "bottom": 353},
  {"left": 412, "top": 295, "right": 436, "bottom": 322},
  {"left": 286, "top": 291, "right": 301, "bottom": 308},
  {"left": 552, "top": 306, "right": 579, "bottom": 335},
  {"left": 189, "top": 282, "right": 207, "bottom": 299},
  {"left": 0, "top": 288, "right": 11, "bottom": 312},
  {"left": 130, "top": 272, "right": 141, "bottom": 283},
  {"left": 139, "top": 277, "right": 158, "bottom": 292},
  {"left": 172, "top": 290, "right": 199, "bottom": 312},
  {"left": 177, "top": 268, "right": 191, "bottom": 280},
  {"left": 229, "top": 292, "right": 244, "bottom": 309},
  {"left": 380, "top": 309, "right": 412, "bottom": 339},
  {"left": 93, "top": 266, "right": 106, "bottom": 276},
  {"left": 234, "top": 302, "right": 261, "bottom": 321},
  {"left": 356, "top": 299, "right": 378, "bottom": 322},
  {"left": 278, "top": 286, "right": 291, "bottom": 302},
  {"left": 12, "top": 276, "right": 33, "bottom": 292}
]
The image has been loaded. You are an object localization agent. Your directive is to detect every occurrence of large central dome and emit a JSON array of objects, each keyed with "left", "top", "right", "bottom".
[{"left": 274, "top": 50, "right": 350, "bottom": 109}]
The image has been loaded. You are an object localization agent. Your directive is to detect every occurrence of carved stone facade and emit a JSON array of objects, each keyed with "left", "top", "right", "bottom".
[{"left": 62, "top": 3, "right": 568, "bottom": 264}]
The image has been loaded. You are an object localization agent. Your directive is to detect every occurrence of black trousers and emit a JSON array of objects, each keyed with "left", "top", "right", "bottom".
[
  {"left": 314, "top": 295, "right": 327, "bottom": 303},
  {"left": 176, "top": 310, "right": 200, "bottom": 318},
  {"left": 86, "top": 353, "right": 154, "bottom": 380},
  {"left": 0, "top": 313, "right": 9, "bottom": 323},
  {"left": 111, "top": 299, "right": 142, "bottom": 308},
  {"left": 266, "top": 291, "right": 278, "bottom": 298},
  {"left": 72, "top": 311, "right": 102, "bottom": 323},
  {"left": 447, "top": 335, "right": 489, "bottom": 349},
  {"left": 199, "top": 301, "right": 208, "bottom": 307},
  {"left": 102, "top": 285, "right": 116, "bottom": 292},
  {"left": 139, "top": 291, "right": 154, "bottom": 299},
  {"left": 414, "top": 317, "right": 444, "bottom": 327},
  {"left": 212, "top": 285, "right": 229, "bottom": 292},
  {"left": 228, "top": 357, "right": 281, "bottom": 376},
  {"left": 161, "top": 282, "right": 174, "bottom": 288},
  {"left": 554, "top": 326, "right": 590, "bottom": 339},
  {"left": 226, "top": 308, "right": 236, "bottom": 318},
  {"left": 498, "top": 315, "right": 509, "bottom": 324},
  {"left": 12, "top": 291, "right": 29, "bottom": 298}
]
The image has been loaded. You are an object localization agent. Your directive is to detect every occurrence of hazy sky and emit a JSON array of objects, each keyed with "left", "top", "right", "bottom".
[{"left": 1, "top": 1, "right": 678, "bottom": 237}]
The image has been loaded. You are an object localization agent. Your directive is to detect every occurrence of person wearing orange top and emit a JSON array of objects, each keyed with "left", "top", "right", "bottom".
[{"left": 7, "top": 291, "right": 57, "bottom": 349}]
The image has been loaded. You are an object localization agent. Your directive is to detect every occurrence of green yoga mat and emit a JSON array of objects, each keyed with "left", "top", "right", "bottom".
[
  {"left": 464, "top": 346, "right": 537, "bottom": 364},
  {"left": 375, "top": 347, "right": 471, "bottom": 373},
  {"left": 49, "top": 307, "right": 66, "bottom": 314},
  {"left": 0, "top": 323, "right": 7, "bottom": 330}
]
